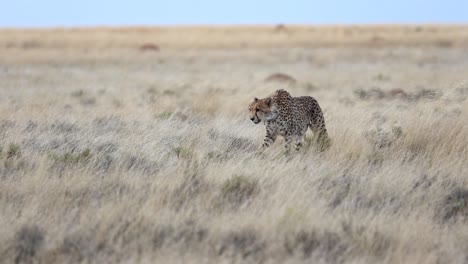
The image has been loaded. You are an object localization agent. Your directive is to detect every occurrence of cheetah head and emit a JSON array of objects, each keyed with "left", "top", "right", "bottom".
[{"left": 248, "top": 97, "right": 277, "bottom": 124}]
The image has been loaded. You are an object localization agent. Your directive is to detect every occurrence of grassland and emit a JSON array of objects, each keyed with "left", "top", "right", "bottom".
[{"left": 0, "top": 25, "right": 467, "bottom": 263}]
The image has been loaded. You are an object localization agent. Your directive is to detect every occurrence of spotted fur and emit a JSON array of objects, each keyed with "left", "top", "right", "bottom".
[{"left": 248, "top": 89, "right": 328, "bottom": 150}]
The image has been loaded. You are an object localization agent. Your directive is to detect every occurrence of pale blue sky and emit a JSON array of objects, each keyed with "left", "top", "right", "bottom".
[{"left": 1, "top": 0, "right": 467, "bottom": 27}]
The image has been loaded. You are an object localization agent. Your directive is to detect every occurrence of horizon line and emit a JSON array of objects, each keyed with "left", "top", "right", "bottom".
[{"left": 1, "top": 22, "right": 468, "bottom": 30}]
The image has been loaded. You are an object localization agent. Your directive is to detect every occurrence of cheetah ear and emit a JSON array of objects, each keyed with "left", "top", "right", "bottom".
[
  {"left": 265, "top": 97, "right": 272, "bottom": 106},
  {"left": 254, "top": 97, "right": 258, "bottom": 102}
]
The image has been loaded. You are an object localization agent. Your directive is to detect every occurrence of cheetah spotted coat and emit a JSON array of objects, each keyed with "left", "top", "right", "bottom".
[{"left": 249, "top": 89, "right": 328, "bottom": 150}]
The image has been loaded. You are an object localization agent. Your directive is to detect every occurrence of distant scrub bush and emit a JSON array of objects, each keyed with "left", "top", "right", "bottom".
[
  {"left": 215, "top": 229, "right": 265, "bottom": 259},
  {"left": 14, "top": 225, "right": 45, "bottom": 264},
  {"left": 70, "top": 89, "right": 84, "bottom": 97},
  {"left": 284, "top": 224, "right": 392, "bottom": 261},
  {"left": 354, "top": 87, "right": 442, "bottom": 101},
  {"left": 304, "top": 134, "right": 331, "bottom": 152},
  {"left": 156, "top": 111, "right": 173, "bottom": 119},
  {"left": 49, "top": 149, "right": 92, "bottom": 164},
  {"left": 172, "top": 146, "right": 194, "bottom": 160},
  {"left": 0, "top": 144, "right": 28, "bottom": 171},
  {"left": 8, "top": 144, "right": 21, "bottom": 159},
  {"left": 364, "top": 126, "right": 403, "bottom": 150},
  {"left": 170, "top": 174, "right": 210, "bottom": 210},
  {"left": 221, "top": 175, "right": 258, "bottom": 207},
  {"left": 284, "top": 230, "right": 345, "bottom": 260},
  {"left": 439, "top": 188, "right": 468, "bottom": 223}
]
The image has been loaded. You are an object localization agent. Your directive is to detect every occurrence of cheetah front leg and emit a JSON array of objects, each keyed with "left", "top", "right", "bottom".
[
  {"left": 261, "top": 127, "right": 277, "bottom": 150},
  {"left": 293, "top": 134, "right": 304, "bottom": 151},
  {"left": 284, "top": 134, "right": 294, "bottom": 150}
]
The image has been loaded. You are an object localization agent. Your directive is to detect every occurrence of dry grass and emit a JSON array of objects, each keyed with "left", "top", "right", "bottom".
[
  {"left": 0, "top": 26, "right": 467, "bottom": 263},
  {"left": 1, "top": 25, "right": 468, "bottom": 64}
]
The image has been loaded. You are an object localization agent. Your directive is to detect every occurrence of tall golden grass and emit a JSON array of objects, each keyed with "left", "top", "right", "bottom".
[{"left": 0, "top": 26, "right": 467, "bottom": 263}]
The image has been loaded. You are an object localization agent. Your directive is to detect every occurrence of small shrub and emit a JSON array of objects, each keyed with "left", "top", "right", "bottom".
[
  {"left": 316, "top": 176, "right": 351, "bottom": 209},
  {"left": 215, "top": 229, "right": 265, "bottom": 259},
  {"left": 206, "top": 151, "right": 218, "bottom": 160},
  {"left": 304, "top": 134, "right": 331, "bottom": 152},
  {"left": 416, "top": 89, "right": 442, "bottom": 100},
  {"left": 374, "top": 73, "right": 390, "bottom": 81},
  {"left": 205, "top": 150, "right": 232, "bottom": 162},
  {"left": 354, "top": 88, "right": 368, "bottom": 99},
  {"left": 80, "top": 97, "right": 96, "bottom": 106},
  {"left": 174, "top": 223, "right": 208, "bottom": 248},
  {"left": 50, "top": 121, "right": 78, "bottom": 134},
  {"left": 163, "top": 89, "right": 176, "bottom": 96},
  {"left": 112, "top": 99, "right": 123, "bottom": 108},
  {"left": 405, "top": 136, "right": 430, "bottom": 158},
  {"left": 284, "top": 230, "right": 346, "bottom": 260},
  {"left": 146, "top": 87, "right": 157, "bottom": 94},
  {"left": 7, "top": 143, "right": 21, "bottom": 159},
  {"left": 221, "top": 175, "right": 258, "bottom": 207},
  {"left": 367, "top": 150, "right": 385, "bottom": 167},
  {"left": 152, "top": 225, "right": 174, "bottom": 249},
  {"left": 364, "top": 126, "right": 403, "bottom": 151},
  {"left": 405, "top": 88, "right": 442, "bottom": 101},
  {"left": 172, "top": 146, "right": 194, "bottom": 160},
  {"left": 457, "top": 87, "right": 468, "bottom": 95},
  {"left": 341, "top": 223, "right": 392, "bottom": 258},
  {"left": 440, "top": 188, "right": 468, "bottom": 223},
  {"left": 353, "top": 88, "right": 385, "bottom": 100},
  {"left": 304, "top": 82, "right": 318, "bottom": 92},
  {"left": 391, "top": 126, "right": 403, "bottom": 138},
  {"left": 59, "top": 233, "right": 96, "bottom": 262},
  {"left": 156, "top": 111, "right": 172, "bottom": 120},
  {"left": 278, "top": 207, "right": 307, "bottom": 227},
  {"left": 70, "top": 89, "right": 84, "bottom": 97},
  {"left": 354, "top": 88, "right": 412, "bottom": 100},
  {"left": 14, "top": 225, "right": 45, "bottom": 264},
  {"left": 412, "top": 174, "right": 433, "bottom": 190},
  {"left": 49, "top": 149, "right": 92, "bottom": 164},
  {"left": 170, "top": 175, "right": 209, "bottom": 210},
  {"left": 153, "top": 222, "right": 208, "bottom": 250}
]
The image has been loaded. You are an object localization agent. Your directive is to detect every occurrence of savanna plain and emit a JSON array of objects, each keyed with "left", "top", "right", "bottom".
[{"left": 0, "top": 26, "right": 468, "bottom": 263}]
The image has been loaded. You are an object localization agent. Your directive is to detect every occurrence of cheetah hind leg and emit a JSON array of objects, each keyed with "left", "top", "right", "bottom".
[
  {"left": 283, "top": 135, "right": 303, "bottom": 153},
  {"left": 309, "top": 125, "right": 331, "bottom": 151}
]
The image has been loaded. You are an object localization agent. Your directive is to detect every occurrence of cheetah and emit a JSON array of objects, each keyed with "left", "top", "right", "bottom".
[{"left": 248, "top": 89, "right": 329, "bottom": 151}]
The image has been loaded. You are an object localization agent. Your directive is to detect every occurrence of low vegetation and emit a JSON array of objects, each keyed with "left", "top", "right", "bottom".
[{"left": 49, "top": 149, "right": 92, "bottom": 164}]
